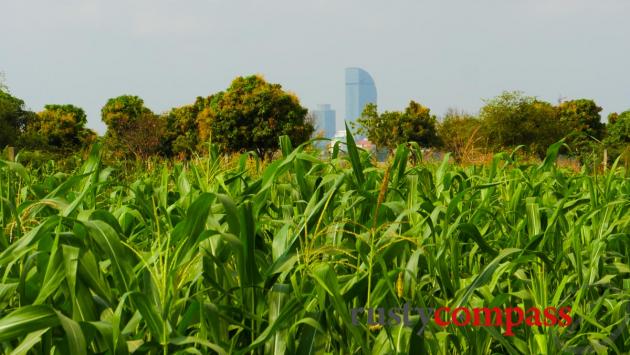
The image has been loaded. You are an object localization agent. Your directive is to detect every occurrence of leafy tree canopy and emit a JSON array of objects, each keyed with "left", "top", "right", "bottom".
[
  {"left": 28, "top": 104, "right": 95, "bottom": 150},
  {"left": 193, "top": 95, "right": 214, "bottom": 149},
  {"left": 556, "top": 99, "right": 605, "bottom": 159},
  {"left": 557, "top": 99, "right": 604, "bottom": 138},
  {"left": 0, "top": 90, "right": 32, "bottom": 148},
  {"left": 356, "top": 100, "right": 440, "bottom": 152},
  {"left": 437, "top": 109, "right": 483, "bottom": 162},
  {"left": 479, "top": 91, "right": 563, "bottom": 158},
  {"left": 162, "top": 104, "right": 202, "bottom": 158},
  {"left": 102, "top": 95, "right": 152, "bottom": 132},
  {"left": 101, "top": 95, "right": 164, "bottom": 159},
  {"left": 603, "top": 110, "right": 630, "bottom": 160},
  {"left": 202, "top": 75, "right": 313, "bottom": 157}
]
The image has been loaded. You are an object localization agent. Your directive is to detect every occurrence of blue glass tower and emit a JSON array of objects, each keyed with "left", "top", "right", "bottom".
[
  {"left": 312, "top": 104, "right": 336, "bottom": 139},
  {"left": 345, "top": 68, "right": 377, "bottom": 131}
]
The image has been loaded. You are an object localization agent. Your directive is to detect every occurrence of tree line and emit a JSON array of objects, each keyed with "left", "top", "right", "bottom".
[
  {"left": 357, "top": 91, "right": 629, "bottom": 164},
  {"left": 0, "top": 75, "right": 314, "bottom": 160},
  {"left": 1, "top": 74, "right": 629, "bottom": 165}
]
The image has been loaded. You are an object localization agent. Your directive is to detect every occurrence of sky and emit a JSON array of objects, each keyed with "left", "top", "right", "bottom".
[{"left": 1, "top": 0, "right": 629, "bottom": 134}]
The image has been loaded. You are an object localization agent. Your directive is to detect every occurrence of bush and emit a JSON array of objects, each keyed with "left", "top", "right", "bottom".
[
  {"left": 479, "top": 91, "right": 563, "bottom": 158},
  {"left": 356, "top": 100, "right": 440, "bottom": 153}
]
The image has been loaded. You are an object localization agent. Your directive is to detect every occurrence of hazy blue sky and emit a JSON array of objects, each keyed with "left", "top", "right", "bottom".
[{"left": 2, "top": 0, "right": 629, "bottom": 133}]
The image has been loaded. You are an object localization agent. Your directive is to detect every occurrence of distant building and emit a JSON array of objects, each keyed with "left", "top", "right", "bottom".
[
  {"left": 312, "top": 104, "right": 336, "bottom": 139},
  {"left": 334, "top": 130, "right": 346, "bottom": 139},
  {"left": 345, "top": 67, "right": 377, "bottom": 135},
  {"left": 327, "top": 130, "right": 347, "bottom": 154}
]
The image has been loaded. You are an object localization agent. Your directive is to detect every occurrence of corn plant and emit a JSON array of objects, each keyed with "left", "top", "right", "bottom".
[{"left": 0, "top": 130, "right": 628, "bottom": 354}]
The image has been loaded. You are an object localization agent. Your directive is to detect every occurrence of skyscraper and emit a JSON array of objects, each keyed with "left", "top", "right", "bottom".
[
  {"left": 345, "top": 67, "right": 377, "bottom": 131},
  {"left": 312, "top": 104, "right": 336, "bottom": 139}
]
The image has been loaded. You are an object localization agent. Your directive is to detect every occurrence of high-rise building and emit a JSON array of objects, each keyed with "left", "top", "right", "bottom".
[
  {"left": 312, "top": 104, "right": 336, "bottom": 139},
  {"left": 345, "top": 67, "right": 377, "bottom": 131}
]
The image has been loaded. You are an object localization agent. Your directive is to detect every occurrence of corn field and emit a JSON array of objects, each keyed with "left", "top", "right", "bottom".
[{"left": 0, "top": 130, "right": 629, "bottom": 354}]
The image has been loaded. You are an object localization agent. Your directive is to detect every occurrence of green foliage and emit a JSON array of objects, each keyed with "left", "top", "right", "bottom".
[
  {"left": 356, "top": 100, "right": 440, "bottom": 152},
  {"left": 355, "top": 103, "right": 388, "bottom": 147},
  {"left": 26, "top": 104, "right": 96, "bottom": 151},
  {"left": 0, "top": 80, "right": 93, "bottom": 154},
  {"left": 102, "top": 95, "right": 151, "bottom": 131},
  {"left": 101, "top": 95, "right": 164, "bottom": 159},
  {"left": 557, "top": 99, "right": 605, "bottom": 139},
  {"left": 0, "top": 134, "right": 628, "bottom": 354},
  {"left": 162, "top": 104, "right": 201, "bottom": 159},
  {"left": 0, "top": 91, "right": 32, "bottom": 148},
  {"left": 557, "top": 99, "right": 605, "bottom": 160},
  {"left": 194, "top": 95, "right": 214, "bottom": 145},
  {"left": 603, "top": 110, "right": 630, "bottom": 162},
  {"left": 203, "top": 75, "right": 314, "bottom": 157},
  {"left": 13, "top": 150, "right": 82, "bottom": 172},
  {"left": 437, "top": 109, "right": 484, "bottom": 162},
  {"left": 480, "top": 91, "right": 563, "bottom": 158}
]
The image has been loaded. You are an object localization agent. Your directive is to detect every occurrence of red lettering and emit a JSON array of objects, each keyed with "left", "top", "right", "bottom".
[
  {"left": 504, "top": 307, "right": 524, "bottom": 336},
  {"left": 543, "top": 307, "right": 558, "bottom": 326},
  {"left": 434, "top": 307, "right": 450, "bottom": 326},
  {"left": 452, "top": 307, "right": 471, "bottom": 326},
  {"left": 432, "top": 305, "right": 567, "bottom": 332},
  {"left": 525, "top": 307, "right": 542, "bottom": 326},
  {"left": 558, "top": 306, "right": 572, "bottom": 327},
  {"left": 472, "top": 307, "right": 503, "bottom": 326}
]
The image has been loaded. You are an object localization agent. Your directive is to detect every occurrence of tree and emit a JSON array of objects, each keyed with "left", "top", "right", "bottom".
[
  {"left": 162, "top": 103, "right": 202, "bottom": 159},
  {"left": 126, "top": 114, "right": 165, "bottom": 160},
  {"left": 480, "top": 91, "right": 563, "bottom": 158},
  {"left": 556, "top": 99, "right": 605, "bottom": 159},
  {"left": 202, "top": 75, "right": 314, "bottom": 158},
  {"left": 356, "top": 101, "right": 440, "bottom": 152},
  {"left": 355, "top": 103, "right": 391, "bottom": 149},
  {"left": 0, "top": 91, "right": 32, "bottom": 148},
  {"left": 603, "top": 110, "right": 630, "bottom": 162},
  {"left": 193, "top": 95, "right": 214, "bottom": 148},
  {"left": 27, "top": 104, "right": 96, "bottom": 151},
  {"left": 101, "top": 95, "right": 164, "bottom": 159},
  {"left": 401, "top": 101, "right": 441, "bottom": 147},
  {"left": 437, "top": 109, "right": 484, "bottom": 162}
]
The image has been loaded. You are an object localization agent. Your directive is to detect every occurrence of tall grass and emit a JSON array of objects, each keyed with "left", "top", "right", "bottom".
[{"left": 0, "top": 132, "right": 629, "bottom": 354}]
